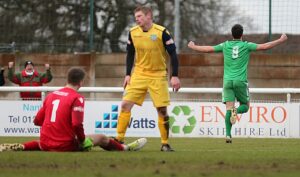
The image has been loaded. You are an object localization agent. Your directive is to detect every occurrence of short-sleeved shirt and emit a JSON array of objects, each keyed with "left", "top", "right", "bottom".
[
  {"left": 34, "top": 87, "right": 85, "bottom": 151},
  {"left": 214, "top": 40, "right": 257, "bottom": 81}
]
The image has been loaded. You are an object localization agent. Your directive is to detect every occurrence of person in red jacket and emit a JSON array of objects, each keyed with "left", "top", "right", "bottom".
[
  {"left": 0, "top": 67, "right": 147, "bottom": 152},
  {"left": 8, "top": 60, "right": 53, "bottom": 100}
]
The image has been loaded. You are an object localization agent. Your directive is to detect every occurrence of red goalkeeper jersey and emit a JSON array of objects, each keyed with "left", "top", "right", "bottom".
[{"left": 34, "top": 87, "right": 85, "bottom": 151}]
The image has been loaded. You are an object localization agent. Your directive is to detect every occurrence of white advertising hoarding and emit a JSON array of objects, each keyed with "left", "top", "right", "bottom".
[
  {"left": 0, "top": 101, "right": 299, "bottom": 138},
  {"left": 168, "top": 102, "right": 297, "bottom": 138},
  {"left": 84, "top": 101, "right": 160, "bottom": 137},
  {"left": 0, "top": 101, "right": 42, "bottom": 136}
]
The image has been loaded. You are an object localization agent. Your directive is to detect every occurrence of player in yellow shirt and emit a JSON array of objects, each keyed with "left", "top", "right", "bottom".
[{"left": 115, "top": 6, "right": 181, "bottom": 151}]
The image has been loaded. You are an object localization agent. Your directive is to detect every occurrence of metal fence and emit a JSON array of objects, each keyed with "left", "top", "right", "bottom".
[{"left": 0, "top": 0, "right": 299, "bottom": 53}]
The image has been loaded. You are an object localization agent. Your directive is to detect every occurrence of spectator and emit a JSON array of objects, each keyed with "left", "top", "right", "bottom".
[
  {"left": 0, "top": 67, "right": 4, "bottom": 86},
  {"left": 8, "top": 61, "right": 52, "bottom": 100}
]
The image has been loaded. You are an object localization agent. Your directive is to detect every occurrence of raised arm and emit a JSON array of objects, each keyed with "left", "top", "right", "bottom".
[
  {"left": 40, "top": 63, "right": 53, "bottom": 83},
  {"left": 188, "top": 41, "right": 215, "bottom": 53},
  {"left": 256, "top": 34, "right": 288, "bottom": 51},
  {"left": 7, "top": 62, "right": 21, "bottom": 84}
]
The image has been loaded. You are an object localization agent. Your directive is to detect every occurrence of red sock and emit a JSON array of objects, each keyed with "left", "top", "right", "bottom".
[
  {"left": 23, "top": 141, "right": 41, "bottom": 151},
  {"left": 101, "top": 139, "right": 124, "bottom": 151}
]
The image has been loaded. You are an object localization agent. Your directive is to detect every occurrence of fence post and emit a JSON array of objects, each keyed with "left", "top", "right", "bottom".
[
  {"left": 41, "top": 91, "right": 46, "bottom": 102},
  {"left": 268, "top": 0, "right": 272, "bottom": 42},
  {"left": 287, "top": 93, "right": 291, "bottom": 103},
  {"left": 89, "top": 0, "right": 94, "bottom": 51},
  {"left": 174, "top": 0, "right": 181, "bottom": 53}
]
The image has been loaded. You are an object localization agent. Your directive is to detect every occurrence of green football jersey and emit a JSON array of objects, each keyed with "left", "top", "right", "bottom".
[{"left": 213, "top": 40, "right": 257, "bottom": 81}]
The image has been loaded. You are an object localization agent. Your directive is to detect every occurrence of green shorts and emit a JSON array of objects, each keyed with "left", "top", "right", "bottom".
[{"left": 222, "top": 80, "right": 249, "bottom": 104}]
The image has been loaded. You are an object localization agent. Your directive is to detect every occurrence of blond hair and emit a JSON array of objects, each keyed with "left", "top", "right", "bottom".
[{"left": 134, "top": 5, "right": 153, "bottom": 19}]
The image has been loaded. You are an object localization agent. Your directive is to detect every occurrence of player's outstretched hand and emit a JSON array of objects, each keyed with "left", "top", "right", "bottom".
[
  {"left": 187, "top": 41, "right": 195, "bottom": 49},
  {"left": 280, "top": 34, "right": 288, "bottom": 42}
]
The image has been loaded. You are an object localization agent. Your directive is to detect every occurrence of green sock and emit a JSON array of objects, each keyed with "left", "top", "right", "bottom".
[
  {"left": 225, "top": 110, "right": 232, "bottom": 137},
  {"left": 237, "top": 104, "right": 249, "bottom": 114}
]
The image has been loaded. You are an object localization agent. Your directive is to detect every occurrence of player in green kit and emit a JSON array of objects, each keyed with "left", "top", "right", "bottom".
[{"left": 188, "top": 24, "right": 287, "bottom": 143}]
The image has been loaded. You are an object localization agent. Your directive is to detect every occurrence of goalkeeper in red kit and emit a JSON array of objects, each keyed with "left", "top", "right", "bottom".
[{"left": 0, "top": 67, "right": 146, "bottom": 152}]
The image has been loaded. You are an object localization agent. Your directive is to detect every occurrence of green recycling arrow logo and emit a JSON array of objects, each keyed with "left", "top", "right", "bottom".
[{"left": 169, "top": 105, "right": 196, "bottom": 134}]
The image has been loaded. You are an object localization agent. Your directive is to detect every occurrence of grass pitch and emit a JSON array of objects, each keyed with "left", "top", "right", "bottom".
[{"left": 0, "top": 137, "right": 299, "bottom": 177}]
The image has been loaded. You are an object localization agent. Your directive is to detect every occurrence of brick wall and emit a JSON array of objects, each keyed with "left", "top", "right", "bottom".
[{"left": 1, "top": 52, "right": 300, "bottom": 100}]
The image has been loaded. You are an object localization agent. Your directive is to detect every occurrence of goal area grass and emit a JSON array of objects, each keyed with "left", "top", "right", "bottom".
[{"left": 0, "top": 137, "right": 299, "bottom": 177}]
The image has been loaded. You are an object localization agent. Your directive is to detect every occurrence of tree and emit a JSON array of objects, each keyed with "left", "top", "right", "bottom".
[{"left": 0, "top": 0, "right": 253, "bottom": 53}]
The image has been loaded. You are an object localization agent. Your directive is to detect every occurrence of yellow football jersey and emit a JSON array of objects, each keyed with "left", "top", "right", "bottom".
[{"left": 130, "top": 23, "right": 168, "bottom": 77}]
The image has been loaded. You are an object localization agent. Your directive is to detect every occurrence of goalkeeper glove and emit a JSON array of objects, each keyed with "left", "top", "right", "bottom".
[{"left": 80, "top": 137, "right": 93, "bottom": 151}]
